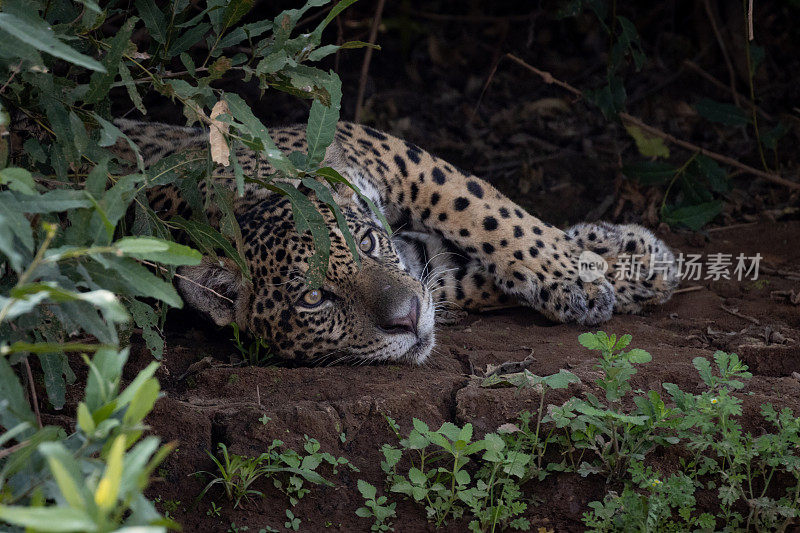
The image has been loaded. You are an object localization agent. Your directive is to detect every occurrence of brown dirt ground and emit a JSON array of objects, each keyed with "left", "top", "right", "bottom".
[{"left": 131, "top": 220, "right": 800, "bottom": 533}]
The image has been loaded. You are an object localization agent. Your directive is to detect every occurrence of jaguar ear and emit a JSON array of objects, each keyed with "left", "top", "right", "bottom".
[
  {"left": 322, "top": 140, "right": 357, "bottom": 207},
  {"left": 176, "top": 256, "right": 252, "bottom": 327}
]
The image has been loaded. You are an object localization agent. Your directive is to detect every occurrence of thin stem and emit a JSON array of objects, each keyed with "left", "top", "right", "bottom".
[
  {"left": 742, "top": 0, "right": 769, "bottom": 173},
  {"left": 353, "top": 0, "right": 386, "bottom": 122},
  {"left": 23, "top": 358, "right": 42, "bottom": 429},
  {"left": 0, "top": 440, "right": 30, "bottom": 459},
  {"left": 703, "top": 0, "right": 740, "bottom": 107},
  {"left": 660, "top": 152, "right": 699, "bottom": 214}
]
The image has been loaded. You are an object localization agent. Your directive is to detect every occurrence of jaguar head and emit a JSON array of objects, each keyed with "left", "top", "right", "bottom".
[{"left": 176, "top": 194, "right": 436, "bottom": 364}]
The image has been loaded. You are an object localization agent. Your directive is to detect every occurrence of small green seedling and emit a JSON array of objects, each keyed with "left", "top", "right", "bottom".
[
  {"left": 356, "top": 480, "right": 396, "bottom": 531},
  {"left": 284, "top": 509, "right": 300, "bottom": 531},
  {"left": 207, "top": 502, "right": 221, "bottom": 517}
]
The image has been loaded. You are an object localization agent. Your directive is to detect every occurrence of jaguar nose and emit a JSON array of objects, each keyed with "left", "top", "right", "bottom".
[{"left": 378, "top": 296, "right": 419, "bottom": 336}]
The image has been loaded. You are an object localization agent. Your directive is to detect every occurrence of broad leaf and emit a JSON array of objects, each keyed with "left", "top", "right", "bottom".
[
  {"left": 0, "top": 13, "right": 106, "bottom": 71},
  {"left": 114, "top": 236, "right": 202, "bottom": 266},
  {"left": 306, "top": 74, "right": 342, "bottom": 168},
  {"left": 624, "top": 124, "right": 669, "bottom": 159},
  {"left": 662, "top": 200, "right": 723, "bottom": 230},
  {"left": 695, "top": 98, "right": 749, "bottom": 126}
]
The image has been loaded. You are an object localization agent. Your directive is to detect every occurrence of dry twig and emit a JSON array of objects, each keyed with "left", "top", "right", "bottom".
[
  {"left": 682, "top": 60, "right": 773, "bottom": 121},
  {"left": 674, "top": 285, "right": 704, "bottom": 295},
  {"left": 702, "top": 0, "right": 740, "bottom": 107},
  {"left": 706, "top": 221, "right": 759, "bottom": 232},
  {"left": 23, "top": 358, "right": 43, "bottom": 429},
  {"left": 0, "top": 440, "right": 31, "bottom": 460},
  {"left": 505, "top": 53, "right": 799, "bottom": 190},
  {"left": 720, "top": 304, "right": 760, "bottom": 325},
  {"left": 353, "top": 0, "right": 386, "bottom": 123}
]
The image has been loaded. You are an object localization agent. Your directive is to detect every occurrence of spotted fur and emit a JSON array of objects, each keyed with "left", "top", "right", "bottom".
[{"left": 114, "top": 120, "right": 679, "bottom": 364}]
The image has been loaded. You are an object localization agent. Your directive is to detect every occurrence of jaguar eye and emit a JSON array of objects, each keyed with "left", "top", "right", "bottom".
[
  {"left": 359, "top": 231, "right": 376, "bottom": 254},
  {"left": 301, "top": 289, "right": 324, "bottom": 307}
]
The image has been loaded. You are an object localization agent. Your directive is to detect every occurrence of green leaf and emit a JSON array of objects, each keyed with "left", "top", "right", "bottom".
[
  {"left": 93, "top": 114, "right": 144, "bottom": 172},
  {"left": 85, "top": 18, "right": 136, "bottom": 104},
  {"left": 306, "top": 74, "right": 342, "bottom": 168},
  {"left": 306, "top": 84, "right": 342, "bottom": 167},
  {"left": 312, "top": 0, "right": 359, "bottom": 41},
  {"left": 38, "top": 350, "right": 67, "bottom": 410},
  {"left": 0, "top": 23, "right": 43, "bottom": 65},
  {"left": 209, "top": 180, "right": 246, "bottom": 269},
  {"left": 10, "top": 283, "right": 129, "bottom": 323},
  {"left": 624, "top": 124, "right": 669, "bottom": 159},
  {"left": 693, "top": 356, "right": 713, "bottom": 386},
  {"left": 95, "top": 435, "right": 125, "bottom": 512},
  {"left": 542, "top": 369, "right": 580, "bottom": 389},
  {"left": 135, "top": 0, "right": 168, "bottom": 44},
  {"left": 357, "top": 479, "right": 377, "bottom": 500},
  {"left": 268, "top": 181, "right": 331, "bottom": 288},
  {"left": 662, "top": 200, "right": 723, "bottom": 230},
  {"left": 118, "top": 436, "right": 161, "bottom": 495},
  {"left": 586, "top": 74, "right": 626, "bottom": 119},
  {"left": 230, "top": 141, "right": 246, "bottom": 197},
  {"left": 0, "top": 506, "right": 97, "bottom": 532},
  {"left": 97, "top": 256, "right": 183, "bottom": 308},
  {"left": 408, "top": 467, "right": 427, "bottom": 486},
  {"left": 0, "top": 356, "right": 35, "bottom": 430},
  {"left": 38, "top": 442, "right": 92, "bottom": 511},
  {"left": 626, "top": 348, "right": 652, "bottom": 364},
  {"left": 116, "top": 361, "right": 159, "bottom": 412},
  {"left": 224, "top": 93, "right": 295, "bottom": 176},
  {"left": 146, "top": 150, "right": 206, "bottom": 187},
  {"left": 0, "top": 192, "right": 33, "bottom": 253},
  {"left": 114, "top": 236, "right": 202, "bottom": 266},
  {"left": 221, "top": 0, "right": 255, "bottom": 31},
  {"left": 616, "top": 16, "right": 645, "bottom": 69},
  {"left": 167, "top": 23, "right": 211, "bottom": 58},
  {"left": 127, "top": 299, "right": 164, "bottom": 360},
  {"left": 123, "top": 377, "right": 159, "bottom": 426},
  {"left": 761, "top": 122, "right": 790, "bottom": 150},
  {"left": 578, "top": 332, "right": 603, "bottom": 350},
  {"left": 0, "top": 210, "right": 28, "bottom": 272},
  {"left": 306, "top": 41, "right": 379, "bottom": 62},
  {"left": 301, "top": 178, "right": 359, "bottom": 266},
  {"left": 695, "top": 98, "right": 749, "bottom": 126},
  {"left": 168, "top": 216, "right": 249, "bottom": 279},
  {"left": 77, "top": 402, "right": 96, "bottom": 434},
  {"left": 3, "top": 189, "right": 91, "bottom": 213},
  {"left": 690, "top": 154, "right": 728, "bottom": 193},
  {"left": 0, "top": 13, "right": 106, "bottom": 72},
  {"left": 438, "top": 421, "right": 463, "bottom": 442},
  {"left": 315, "top": 166, "right": 392, "bottom": 235},
  {"left": 84, "top": 347, "right": 127, "bottom": 413},
  {"left": 255, "top": 49, "right": 293, "bottom": 76},
  {"left": 89, "top": 172, "right": 142, "bottom": 244},
  {"left": 0, "top": 168, "right": 37, "bottom": 194}
]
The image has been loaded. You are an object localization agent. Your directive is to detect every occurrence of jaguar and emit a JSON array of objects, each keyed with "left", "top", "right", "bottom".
[{"left": 116, "top": 119, "right": 679, "bottom": 365}]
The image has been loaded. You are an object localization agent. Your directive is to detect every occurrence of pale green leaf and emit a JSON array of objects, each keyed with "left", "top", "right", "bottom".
[
  {"left": 624, "top": 124, "right": 669, "bottom": 159},
  {"left": 114, "top": 236, "right": 202, "bottom": 266},
  {"left": 0, "top": 168, "right": 37, "bottom": 194},
  {"left": 0, "top": 505, "right": 97, "bottom": 532},
  {"left": 0, "top": 13, "right": 106, "bottom": 72}
]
